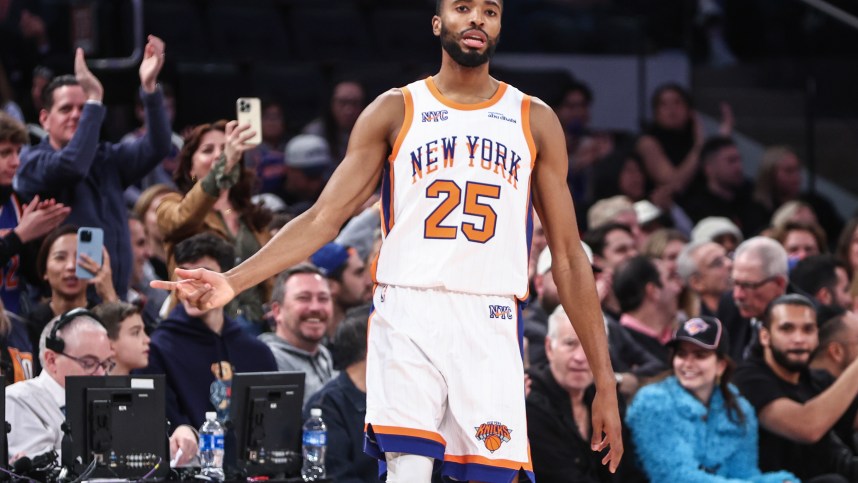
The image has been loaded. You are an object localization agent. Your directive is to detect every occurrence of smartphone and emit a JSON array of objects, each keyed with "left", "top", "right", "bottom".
[
  {"left": 236, "top": 97, "right": 262, "bottom": 145},
  {"left": 76, "top": 227, "right": 104, "bottom": 280}
]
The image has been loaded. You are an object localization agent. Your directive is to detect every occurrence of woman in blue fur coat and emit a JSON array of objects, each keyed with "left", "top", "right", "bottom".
[{"left": 626, "top": 316, "right": 797, "bottom": 483}]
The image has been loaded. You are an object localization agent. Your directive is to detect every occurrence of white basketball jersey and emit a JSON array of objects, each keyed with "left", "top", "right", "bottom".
[{"left": 374, "top": 77, "right": 536, "bottom": 299}]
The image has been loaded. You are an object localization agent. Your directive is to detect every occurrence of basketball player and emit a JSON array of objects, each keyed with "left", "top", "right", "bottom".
[{"left": 154, "top": 0, "right": 622, "bottom": 480}]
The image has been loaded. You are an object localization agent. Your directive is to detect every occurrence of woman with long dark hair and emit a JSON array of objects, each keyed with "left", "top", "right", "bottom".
[
  {"left": 626, "top": 316, "right": 797, "bottom": 482},
  {"left": 636, "top": 83, "right": 733, "bottom": 197},
  {"left": 156, "top": 120, "right": 272, "bottom": 329}
]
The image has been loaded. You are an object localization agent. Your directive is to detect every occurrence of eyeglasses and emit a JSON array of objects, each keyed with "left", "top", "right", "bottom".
[
  {"left": 733, "top": 276, "right": 778, "bottom": 291},
  {"left": 59, "top": 352, "right": 116, "bottom": 375},
  {"left": 706, "top": 255, "right": 731, "bottom": 269}
]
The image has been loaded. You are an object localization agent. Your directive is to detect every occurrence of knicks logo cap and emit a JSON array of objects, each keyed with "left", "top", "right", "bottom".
[{"left": 668, "top": 316, "right": 729, "bottom": 356}]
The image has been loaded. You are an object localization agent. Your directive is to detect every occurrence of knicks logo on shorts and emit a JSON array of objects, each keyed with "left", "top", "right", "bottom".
[
  {"left": 489, "top": 305, "right": 513, "bottom": 320},
  {"left": 475, "top": 421, "right": 512, "bottom": 453}
]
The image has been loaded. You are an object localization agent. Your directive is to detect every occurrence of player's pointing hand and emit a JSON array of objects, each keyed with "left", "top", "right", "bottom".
[{"left": 151, "top": 268, "right": 236, "bottom": 311}]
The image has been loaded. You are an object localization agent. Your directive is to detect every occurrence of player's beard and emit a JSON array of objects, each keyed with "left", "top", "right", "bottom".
[{"left": 440, "top": 23, "right": 499, "bottom": 68}]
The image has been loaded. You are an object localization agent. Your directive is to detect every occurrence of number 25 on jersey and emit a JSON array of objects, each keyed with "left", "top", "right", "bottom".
[{"left": 424, "top": 179, "right": 501, "bottom": 243}]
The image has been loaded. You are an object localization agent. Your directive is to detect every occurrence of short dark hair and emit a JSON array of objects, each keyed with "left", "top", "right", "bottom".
[
  {"left": 92, "top": 301, "right": 140, "bottom": 340},
  {"left": 42, "top": 74, "right": 79, "bottom": 111},
  {"left": 699, "top": 136, "right": 736, "bottom": 166},
  {"left": 173, "top": 233, "right": 235, "bottom": 273},
  {"left": 762, "top": 293, "right": 816, "bottom": 329},
  {"left": 0, "top": 112, "right": 27, "bottom": 145},
  {"left": 651, "top": 82, "right": 693, "bottom": 112},
  {"left": 613, "top": 256, "right": 662, "bottom": 313},
  {"left": 583, "top": 222, "right": 632, "bottom": 258},
  {"left": 560, "top": 79, "right": 593, "bottom": 106},
  {"left": 436, "top": 0, "right": 503, "bottom": 14},
  {"left": 271, "top": 263, "right": 325, "bottom": 304},
  {"left": 790, "top": 255, "right": 846, "bottom": 301},
  {"left": 332, "top": 303, "right": 370, "bottom": 370},
  {"left": 818, "top": 312, "right": 853, "bottom": 354}
]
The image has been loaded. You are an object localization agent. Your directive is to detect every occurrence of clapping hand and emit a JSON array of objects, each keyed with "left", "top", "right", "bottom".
[
  {"left": 13, "top": 195, "right": 70, "bottom": 243},
  {"left": 139, "top": 35, "right": 166, "bottom": 93},
  {"left": 74, "top": 48, "right": 103, "bottom": 102}
]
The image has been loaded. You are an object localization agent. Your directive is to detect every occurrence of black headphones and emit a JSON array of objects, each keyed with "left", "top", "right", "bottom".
[{"left": 45, "top": 307, "right": 103, "bottom": 354}]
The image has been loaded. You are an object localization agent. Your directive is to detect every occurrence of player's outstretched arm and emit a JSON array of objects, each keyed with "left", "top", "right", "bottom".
[
  {"left": 152, "top": 90, "right": 405, "bottom": 309},
  {"left": 529, "top": 98, "right": 624, "bottom": 472}
]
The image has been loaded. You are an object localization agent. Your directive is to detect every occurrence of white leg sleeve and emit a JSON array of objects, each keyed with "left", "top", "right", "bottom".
[{"left": 386, "top": 452, "right": 434, "bottom": 482}]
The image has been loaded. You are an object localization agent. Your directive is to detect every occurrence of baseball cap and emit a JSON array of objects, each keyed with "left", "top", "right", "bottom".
[
  {"left": 633, "top": 200, "right": 662, "bottom": 226},
  {"left": 668, "top": 316, "right": 728, "bottom": 355},
  {"left": 310, "top": 242, "right": 350, "bottom": 277},
  {"left": 691, "top": 217, "right": 743, "bottom": 245},
  {"left": 536, "top": 242, "right": 598, "bottom": 276},
  {"left": 284, "top": 134, "right": 333, "bottom": 172}
]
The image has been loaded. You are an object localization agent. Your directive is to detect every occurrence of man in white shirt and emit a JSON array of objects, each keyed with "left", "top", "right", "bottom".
[
  {"left": 6, "top": 308, "right": 199, "bottom": 464},
  {"left": 6, "top": 309, "right": 113, "bottom": 458}
]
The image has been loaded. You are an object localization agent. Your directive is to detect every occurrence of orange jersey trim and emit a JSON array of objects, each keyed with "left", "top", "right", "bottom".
[
  {"left": 368, "top": 424, "right": 448, "bottom": 447},
  {"left": 425, "top": 77, "right": 508, "bottom": 111},
  {"left": 444, "top": 453, "right": 534, "bottom": 471},
  {"left": 388, "top": 86, "right": 414, "bottom": 162},
  {"left": 516, "top": 186, "right": 534, "bottom": 303},
  {"left": 521, "top": 95, "right": 537, "bottom": 169}
]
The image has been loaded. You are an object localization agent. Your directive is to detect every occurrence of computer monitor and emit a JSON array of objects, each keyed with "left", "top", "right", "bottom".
[
  {"left": 225, "top": 371, "right": 304, "bottom": 478},
  {"left": 63, "top": 375, "right": 169, "bottom": 480}
]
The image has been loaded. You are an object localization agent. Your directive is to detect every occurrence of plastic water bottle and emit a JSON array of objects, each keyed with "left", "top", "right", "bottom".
[
  {"left": 301, "top": 408, "right": 327, "bottom": 481},
  {"left": 199, "top": 411, "right": 225, "bottom": 481}
]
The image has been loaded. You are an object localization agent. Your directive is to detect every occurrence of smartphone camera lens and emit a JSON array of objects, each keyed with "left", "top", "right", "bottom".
[
  {"left": 239, "top": 101, "right": 249, "bottom": 112},
  {"left": 80, "top": 230, "right": 92, "bottom": 243}
]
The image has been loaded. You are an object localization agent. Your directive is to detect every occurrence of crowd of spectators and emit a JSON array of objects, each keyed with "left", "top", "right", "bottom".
[{"left": 1, "top": 15, "right": 858, "bottom": 481}]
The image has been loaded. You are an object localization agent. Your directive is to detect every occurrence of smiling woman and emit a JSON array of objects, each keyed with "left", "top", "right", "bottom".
[
  {"left": 626, "top": 317, "right": 798, "bottom": 483},
  {"left": 22, "top": 224, "right": 118, "bottom": 374}
]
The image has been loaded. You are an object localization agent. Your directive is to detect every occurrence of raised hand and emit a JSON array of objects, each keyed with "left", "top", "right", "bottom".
[
  {"left": 74, "top": 48, "right": 103, "bottom": 102},
  {"left": 151, "top": 267, "right": 236, "bottom": 311},
  {"left": 224, "top": 121, "right": 257, "bottom": 171},
  {"left": 13, "top": 195, "right": 71, "bottom": 243},
  {"left": 139, "top": 35, "right": 166, "bottom": 93},
  {"left": 80, "top": 248, "right": 118, "bottom": 302}
]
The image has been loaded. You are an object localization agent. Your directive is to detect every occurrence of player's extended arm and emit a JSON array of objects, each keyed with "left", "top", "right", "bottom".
[
  {"left": 529, "top": 98, "right": 623, "bottom": 472},
  {"left": 152, "top": 90, "right": 404, "bottom": 309}
]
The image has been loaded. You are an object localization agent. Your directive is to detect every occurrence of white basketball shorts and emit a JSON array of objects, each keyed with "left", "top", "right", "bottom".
[{"left": 363, "top": 284, "right": 534, "bottom": 483}]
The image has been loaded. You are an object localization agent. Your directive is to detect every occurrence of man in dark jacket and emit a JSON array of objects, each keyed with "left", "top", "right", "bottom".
[
  {"left": 138, "top": 233, "right": 276, "bottom": 429},
  {"left": 15, "top": 35, "right": 171, "bottom": 299},
  {"left": 304, "top": 307, "right": 375, "bottom": 482},
  {"left": 526, "top": 306, "right": 644, "bottom": 483}
]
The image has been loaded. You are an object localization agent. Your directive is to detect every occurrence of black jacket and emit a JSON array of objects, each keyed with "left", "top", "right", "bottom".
[{"left": 525, "top": 364, "right": 645, "bottom": 483}]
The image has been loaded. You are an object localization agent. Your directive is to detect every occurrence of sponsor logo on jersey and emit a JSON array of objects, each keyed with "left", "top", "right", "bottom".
[
  {"left": 421, "top": 110, "right": 449, "bottom": 122},
  {"left": 474, "top": 421, "right": 512, "bottom": 452},
  {"left": 487, "top": 112, "right": 517, "bottom": 123},
  {"left": 489, "top": 305, "right": 513, "bottom": 319}
]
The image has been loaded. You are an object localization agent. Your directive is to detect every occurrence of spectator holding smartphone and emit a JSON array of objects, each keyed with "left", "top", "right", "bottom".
[
  {"left": 157, "top": 120, "right": 272, "bottom": 331},
  {"left": 23, "top": 224, "right": 117, "bottom": 373},
  {"left": 15, "top": 35, "right": 171, "bottom": 300}
]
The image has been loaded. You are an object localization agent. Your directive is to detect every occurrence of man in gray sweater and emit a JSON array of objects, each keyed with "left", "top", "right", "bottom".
[{"left": 259, "top": 264, "right": 337, "bottom": 405}]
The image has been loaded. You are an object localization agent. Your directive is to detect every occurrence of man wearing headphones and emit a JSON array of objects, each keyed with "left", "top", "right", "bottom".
[
  {"left": 5, "top": 308, "right": 111, "bottom": 458},
  {"left": 4, "top": 308, "right": 197, "bottom": 463}
]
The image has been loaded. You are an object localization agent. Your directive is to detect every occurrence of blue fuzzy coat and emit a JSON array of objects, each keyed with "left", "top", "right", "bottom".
[{"left": 626, "top": 376, "right": 798, "bottom": 483}]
